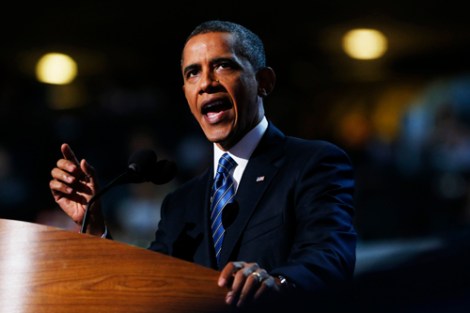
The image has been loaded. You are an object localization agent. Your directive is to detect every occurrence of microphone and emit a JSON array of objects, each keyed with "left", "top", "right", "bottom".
[{"left": 80, "top": 149, "right": 177, "bottom": 233}]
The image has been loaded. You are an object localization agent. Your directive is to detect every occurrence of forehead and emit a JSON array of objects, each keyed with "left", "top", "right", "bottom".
[{"left": 182, "top": 32, "right": 237, "bottom": 66}]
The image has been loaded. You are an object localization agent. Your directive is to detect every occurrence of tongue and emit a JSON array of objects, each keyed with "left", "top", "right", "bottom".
[{"left": 206, "top": 110, "right": 225, "bottom": 123}]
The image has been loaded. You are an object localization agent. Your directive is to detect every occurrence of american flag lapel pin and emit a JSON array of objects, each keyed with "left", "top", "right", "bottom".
[{"left": 256, "top": 176, "right": 265, "bottom": 182}]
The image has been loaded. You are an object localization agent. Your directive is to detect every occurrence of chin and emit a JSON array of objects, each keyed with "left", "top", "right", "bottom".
[
  {"left": 203, "top": 127, "right": 231, "bottom": 142},
  {"left": 206, "top": 136, "right": 228, "bottom": 145}
]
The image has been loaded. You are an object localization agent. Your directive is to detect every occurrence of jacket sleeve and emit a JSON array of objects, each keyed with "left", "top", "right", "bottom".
[{"left": 270, "top": 141, "right": 357, "bottom": 292}]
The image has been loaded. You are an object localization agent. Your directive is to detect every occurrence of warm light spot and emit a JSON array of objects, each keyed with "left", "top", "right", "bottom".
[
  {"left": 35, "top": 52, "right": 78, "bottom": 85},
  {"left": 342, "top": 28, "right": 388, "bottom": 60},
  {"left": 338, "top": 111, "right": 371, "bottom": 148}
]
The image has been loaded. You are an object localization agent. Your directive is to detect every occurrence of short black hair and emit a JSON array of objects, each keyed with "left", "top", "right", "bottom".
[{"left": 183, "top": 20, "right": 266, "bottom": 71}]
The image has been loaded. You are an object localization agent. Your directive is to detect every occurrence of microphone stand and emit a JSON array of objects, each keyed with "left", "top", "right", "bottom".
[
  {"left": 79, "top": 153, "right": 176, "bottom": 234},
  {"left": 80, "top": 171, "right": 130, "bottom": 234}
]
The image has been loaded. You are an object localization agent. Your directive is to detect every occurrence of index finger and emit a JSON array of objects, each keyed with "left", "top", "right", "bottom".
[
  {"left": 218, "top": 261, "right": 245, "bottom": 287},
  {"left": 61, "top": 143, "right": 80, "bottom": 165}
]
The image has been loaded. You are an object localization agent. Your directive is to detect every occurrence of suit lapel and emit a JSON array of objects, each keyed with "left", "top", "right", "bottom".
[
  {"left": 182, "top": 170, "right": 216, "bottom": 268},
  {"left": 219, "top": 124, "right": 285, "bottom": 266}
]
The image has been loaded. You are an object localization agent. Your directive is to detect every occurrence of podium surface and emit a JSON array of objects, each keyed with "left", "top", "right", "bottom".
[{"left": 0, "top": 219, "right": 229, "bottom": 313}]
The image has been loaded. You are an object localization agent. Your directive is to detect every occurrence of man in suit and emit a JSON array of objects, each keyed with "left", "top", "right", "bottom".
[{"left": 50, "top": 20, "right": 356, "bottom": 310}]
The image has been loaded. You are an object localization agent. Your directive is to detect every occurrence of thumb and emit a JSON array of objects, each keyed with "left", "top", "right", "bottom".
[{"left": 80, "top": 159, "right": 97, "bottom": 185}]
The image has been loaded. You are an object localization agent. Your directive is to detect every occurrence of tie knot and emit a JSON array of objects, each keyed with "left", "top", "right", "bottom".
[{"left": 217, "top": 153, "right": 236, "bottom": 174}]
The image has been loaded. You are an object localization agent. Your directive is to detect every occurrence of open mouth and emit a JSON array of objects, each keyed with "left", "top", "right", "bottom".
[{"left": 201, "top": 100, "right": 232, "bottom": 115}]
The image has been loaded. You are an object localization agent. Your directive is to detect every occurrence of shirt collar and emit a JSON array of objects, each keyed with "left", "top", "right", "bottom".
[{"left": 213, "top": 116, "right": 268, "bottom": 175}]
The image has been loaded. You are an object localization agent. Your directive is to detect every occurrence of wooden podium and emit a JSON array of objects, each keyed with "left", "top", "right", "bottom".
[{"left": 0, "top": 219, "right": 231, "bottom": 313}]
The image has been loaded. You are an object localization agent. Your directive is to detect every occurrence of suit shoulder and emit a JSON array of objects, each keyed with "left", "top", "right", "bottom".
[{"left": 166, "top": 170, "right": 208, "bottom": 198}]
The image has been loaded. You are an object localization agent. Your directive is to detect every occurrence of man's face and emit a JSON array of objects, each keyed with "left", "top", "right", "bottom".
[{"left": 181, "top": 32, "right": 263, "bottom": 150}]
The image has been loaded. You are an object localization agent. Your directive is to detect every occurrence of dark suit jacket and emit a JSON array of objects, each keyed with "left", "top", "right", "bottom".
[{"left": 148, "top": 122, "right": 357, "bottom": 292}]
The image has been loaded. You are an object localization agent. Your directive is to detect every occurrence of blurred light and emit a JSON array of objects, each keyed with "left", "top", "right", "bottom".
[
  {"left": 35, "top": 53, "right": 78, "bottom": 85},
  {"left": 46, "top": 84, "right": 85, "bottom": 110},
  {"left": 372, "top": 85, "right": 421, "bottom": 143},
  {"left": 342, "top": 28, "right": 388, "bottom": 60},
  {"left": 338, "top": 111, "right": 371, "bottom": 148}
]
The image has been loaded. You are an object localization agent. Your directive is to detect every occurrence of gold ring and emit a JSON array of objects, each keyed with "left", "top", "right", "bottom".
[{"left": 251, "top": 271, "right": 263, "bottom": 283}]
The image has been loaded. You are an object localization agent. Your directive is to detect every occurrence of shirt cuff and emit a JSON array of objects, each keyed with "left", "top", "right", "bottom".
[{"left": 100, "top": 225, "right": 108, "bottom": 238}]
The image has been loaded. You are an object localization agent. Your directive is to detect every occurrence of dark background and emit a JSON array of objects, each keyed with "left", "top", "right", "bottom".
[{"left": 1, "top": 1, "right": 470, "bottom": 255}]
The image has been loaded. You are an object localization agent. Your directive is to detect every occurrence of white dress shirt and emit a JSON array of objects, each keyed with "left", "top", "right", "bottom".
[{"left": 213, "top": 116, "right": 268, "bottom": 192}]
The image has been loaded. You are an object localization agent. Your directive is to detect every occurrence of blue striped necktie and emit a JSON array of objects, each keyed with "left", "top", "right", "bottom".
[{"left": 210, "top": 153, "right": 237, "bottom": 265}]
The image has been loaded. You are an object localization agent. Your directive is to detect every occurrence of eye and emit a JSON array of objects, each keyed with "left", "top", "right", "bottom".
[
  {"left": 186, "top": 69, "right": 199, "bottom": 79},
  {"left": 184, "top": 65, "right": 201, "bottom": 80},
  {"left": 218, "top": 62, "right": 231, "bottom": 69},
  {"left": 216, "top": 61, "right": 234, "bottom": 70}
]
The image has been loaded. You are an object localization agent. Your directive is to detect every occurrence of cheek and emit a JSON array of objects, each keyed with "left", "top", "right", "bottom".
[
  {"left": 233, "top": 85, "right": 255, "bottom": 117},
  {"left": 188, "top": 103, "right": 199, "bottom": 117},
  {"left": 184, "top": 90, "right": 198, "bottom": 115}
]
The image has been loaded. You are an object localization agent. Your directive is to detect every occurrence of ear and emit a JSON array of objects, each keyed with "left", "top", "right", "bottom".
[{"left": 256, "top": 67, "right": 276, "bottom": 97}]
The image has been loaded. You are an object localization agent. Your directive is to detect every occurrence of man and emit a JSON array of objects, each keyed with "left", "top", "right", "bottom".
[{"left": 50, "top": 20, "right": 356, "bottom": 310}]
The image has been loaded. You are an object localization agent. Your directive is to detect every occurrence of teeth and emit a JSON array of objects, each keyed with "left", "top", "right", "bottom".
[
  {"left": 202, "top": 101, "right": 224, "bottom": 114},
  {"left": 208, "top": 101, "right": 222, "bottom": 108}
]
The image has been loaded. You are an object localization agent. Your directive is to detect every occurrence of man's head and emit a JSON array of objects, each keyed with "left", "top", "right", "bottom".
[{"left": 181, "top": 20, "right": 276, "bottom": 151}]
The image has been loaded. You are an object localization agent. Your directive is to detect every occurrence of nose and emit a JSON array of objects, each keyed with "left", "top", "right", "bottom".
[{"left": 199, "top": 73, "right": 220, "bottom": 94}]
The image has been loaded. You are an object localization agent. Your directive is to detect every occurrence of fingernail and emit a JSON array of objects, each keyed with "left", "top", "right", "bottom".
[{"left": 225, "top": 292, "right": 233, "bottom": 305}]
